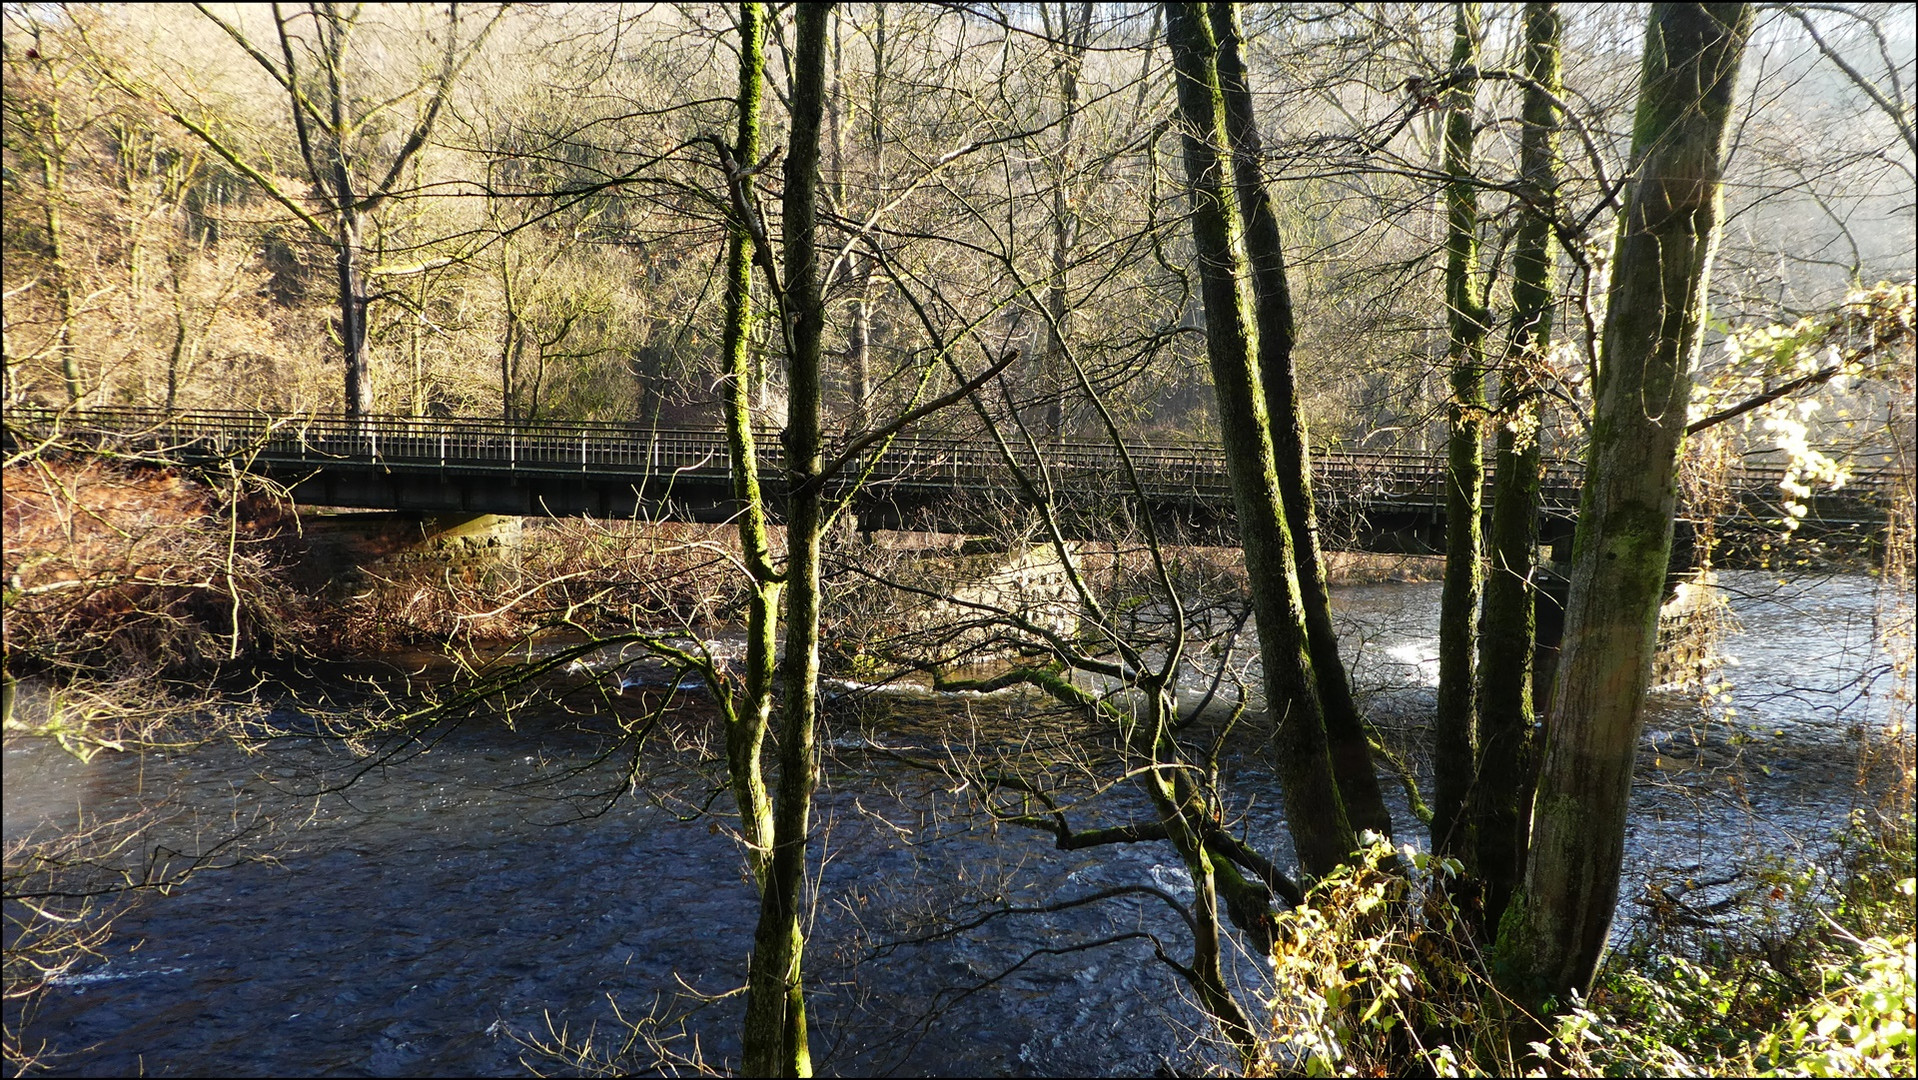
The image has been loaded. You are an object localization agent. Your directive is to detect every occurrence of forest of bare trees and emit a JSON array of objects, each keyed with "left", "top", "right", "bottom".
[
  {"left": 6, "top": 5, "right": 1905, "bottom": 439},
  {"left": 4, "top": 2, "right": 1914, "bottom": 1076}
]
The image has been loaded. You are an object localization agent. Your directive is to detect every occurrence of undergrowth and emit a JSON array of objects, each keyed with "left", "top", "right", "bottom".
[{"left": 1258, "top": 798, "right": 1915, "bottom": 1078}]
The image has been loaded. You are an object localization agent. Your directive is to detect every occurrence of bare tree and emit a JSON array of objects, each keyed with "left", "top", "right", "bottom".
[{"left": 83, "top": 3, "right": 505, "bottom": 416}]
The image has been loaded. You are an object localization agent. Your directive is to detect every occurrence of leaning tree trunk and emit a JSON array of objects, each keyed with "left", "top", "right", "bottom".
[
  {"left": 741, "top": 6, "right": 830, "bottom": 1075},
  {"left": 1210, "top": 2, "right": 1393, "bottom": 840},
  {"left": 1165, "top": 0, "right": 1355, "bottom": 879},
  {"left": 1432, "top": 2, "right": 1488, "bottom": 859},
  {"left": 1500, "top": 0, "right": 1751, "bottom": 1006},
  {"left": 1472, "top": 0, "right": 1560, "bottom": 931}
]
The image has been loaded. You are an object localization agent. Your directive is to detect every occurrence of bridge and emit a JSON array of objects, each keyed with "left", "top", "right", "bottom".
[{"left": 2, "top": 406, "right": 1891, "bottom": 556}]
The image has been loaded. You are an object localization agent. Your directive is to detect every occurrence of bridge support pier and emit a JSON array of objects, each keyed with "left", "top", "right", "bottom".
[
  {"left": 294, "top": 511, "right": 522, "bottom": 601},
  {"left": 827, "top": 541, "right": 1081, "bottom": 668}
]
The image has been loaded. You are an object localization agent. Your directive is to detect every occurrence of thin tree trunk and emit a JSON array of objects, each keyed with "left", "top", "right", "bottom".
[
  {"left": 1165, "top": 1, "right": 1354, "bottom": 879},
  {"left": 408, "top": 157, "right": 428, "bottom": 417},
  {"left": 40, "top": 139, "right": 83, "bottom": 403},
  {"left": 499, "top": 245, "right": 520, "bottom": 421},
  {"left": 719, "top": 2, "right": 778, "bottom": 894},
  {"left": 855, "top": 5, "right": 888, "bottom": 434},
  {"left": 1501, "top": 0, "right": 1751, "bottom": 1005},
  {"left": 1120, "top": 679, "right": 1261, "bottom": 1061},
  {"left": 1210, "top": 1, "right": 1392, "bottom": 840},
  {"left": 742, "top": 7, "right": 829, "bottom": 1075},
  {"left": 1433, "top": 2, "right": 1487, "bottom": 858},
  {"left": 847, "top": 288, "right": 872, "bottom": 432},
  {"left": 828, "top": 11, "right": 874, "bottom": 436},
  {"left": 1043, "top": 3, "right": 1091, "bottom": 441},
  {"left": 410, "top": 277, "right": 427, "bottom": 417},
  {"left": 1151, "top": 745, "right": 1261, "bottom": 1063},
  {"left": 1473, "top": 0, "right": 1560, "bottom": 931},
  {"left": 325, "top": 7, "right": 374, "bottom": 421},
  {"left": 165, "top": 251, "right": 190, "bottom": 412}
]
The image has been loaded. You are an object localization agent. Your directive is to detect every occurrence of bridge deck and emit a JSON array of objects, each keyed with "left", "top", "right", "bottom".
[{"left": 3, "top": 407, "right": 1889, "bottom": 550}]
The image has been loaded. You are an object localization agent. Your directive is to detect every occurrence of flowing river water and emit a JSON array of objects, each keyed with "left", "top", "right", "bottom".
[{"left": 5, "top": 571, "right": 1910, "bottom": 1077}]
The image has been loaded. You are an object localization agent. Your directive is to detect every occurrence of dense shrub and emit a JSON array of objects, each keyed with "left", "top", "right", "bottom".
[{"left": 2, "top": 458, "right": 304, "bottom": 679}]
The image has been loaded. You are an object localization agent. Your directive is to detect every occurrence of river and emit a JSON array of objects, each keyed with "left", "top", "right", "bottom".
[{"left": 4, "top": 571, "right": 1909, "bottom": 1077}]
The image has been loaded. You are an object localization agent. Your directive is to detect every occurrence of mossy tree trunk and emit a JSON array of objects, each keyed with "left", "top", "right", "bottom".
[
  {"left": 1500, "top": 0, "right": 1751, "bottom": 1007},
  {"left": 1433, "top": 2, "right": 1487, "bottom": 858},
  {"left": 717, "top": 0, "right": 777, "bottom": 893},
  {"left": 1209, "top": 2, "right": 1393, "bottom": 841},
  {"left": 1165, "top": 0, "right": 1355, "bottom": 879},
  {"left": 741, "top": 6, "right": 830, "bottom": 1075},
  {"left": 1471, "top": 0, "right": 1560, "bottom": 930}
]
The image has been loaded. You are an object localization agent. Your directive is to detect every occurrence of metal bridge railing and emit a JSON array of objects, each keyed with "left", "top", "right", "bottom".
[{"left": 2, "top": 405, "right": 1892, "bottom": 518}]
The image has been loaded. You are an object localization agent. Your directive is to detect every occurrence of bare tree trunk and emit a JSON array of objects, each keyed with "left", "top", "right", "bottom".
[
  {"left": 847, "top": 288, "right": 872, "bottom": 432},
  {"left": 165, "top": 251, "right": 190, "bottom": 412},
  {"left": 322, "top": 10, "right": 375, "bottom": 421},
  {"left": 829, "top": 10, "right": 874, "bottom": 435},
  {"left": 1165, "top": 0, "right": 1354, "bottom": 878},
  {"left": 1210, "top": 1, "right": 1392, "bottom": 840},
  {"left": 499, "top": 242, "right": 520, "bottom": 421},
  {"left": 742, "top": 7, "right": 829, "bottom": 1075},
  {"left": 855, "top": 5, "right": 891, "bottom": 435},
  {"left": 39, "top": 140, "right": 84, "bottom": 403},
  {"left": 410, "top": 276, "right": 427, "bottom": 418},
  {"left": 337, "top": 209, "right": 374, "bottom": 416},
  {"left": 1148, "top": 724, "right": 1261, "bottom": 1063},
  {"left": 1434, "top": 2, "right": 1487, "bottom": 857},
  {"left": 1501, "top": 0, "right": 1751, "bottom": 1006},
  {"left": 1043, "top": 3, "right": 1091, "bottom": 441},
  {"left": 1473, "top": 0, "right": 1560, "bottom": 931}
]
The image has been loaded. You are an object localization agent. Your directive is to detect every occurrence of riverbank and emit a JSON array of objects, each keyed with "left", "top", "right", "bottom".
[{"left": 1, "top": 454, "right": 1453, "bottom": 710}]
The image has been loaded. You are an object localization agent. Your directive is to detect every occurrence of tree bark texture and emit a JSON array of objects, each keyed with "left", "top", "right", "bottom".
[
  {"left": 1043, "top": 3, "right": 1092, "bottom": 440},
  {"left": 718, "top": 0, "right": 777, "bottom": 893},
  {"left": 1165, "top": 1, "right": 1355, "bottom": 879},
  {"left": 1433, "top": 2, "right": 1487, "bottom": 859},
  {"left": 1138, "top": 689, "right": 1262, "bottom": 1062},
  {"left": 38, "top": 132, "right": 84, "bottom": 402},
  {"left": 1501, "top": 0, "right": 1751, "bottom": 1005},
  {"left": 1472, "top": 0, "right": 1560, "bottom": 930},
  {"left": 337, "top": 210, "right": 374, "bottom": 417},
  {"left": 1209, "top": 2, "right": 1393, "bottom": 841},
  {"left": 742, "top": 6, "right": 830, "bottom": 1075}
]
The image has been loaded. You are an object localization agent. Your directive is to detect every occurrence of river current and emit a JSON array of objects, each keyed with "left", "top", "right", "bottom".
[{"left": 5, "top": 571, "right": 1910, "bottom": 1076}]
